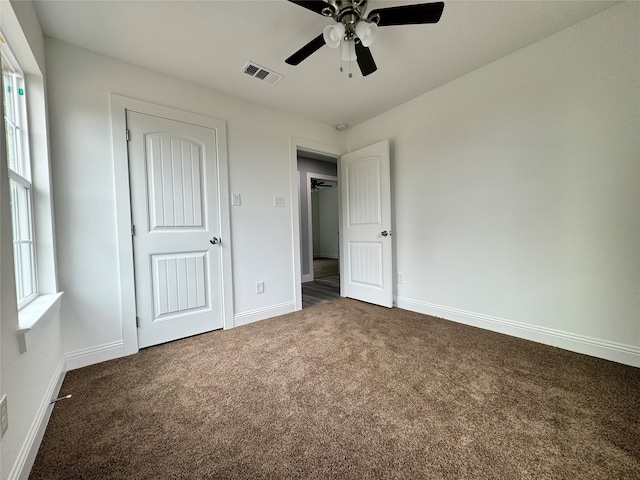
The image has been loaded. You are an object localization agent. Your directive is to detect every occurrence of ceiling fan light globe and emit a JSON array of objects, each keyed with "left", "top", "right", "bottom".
[
  {"left": 323, "top": 24, "right": 345, "bottom": 49},
  {"left": 355, "top": 21, "right": 378, "bottom": 47},
  {"left": 340, "top": 40, "right": 357, "bottom": 62}
]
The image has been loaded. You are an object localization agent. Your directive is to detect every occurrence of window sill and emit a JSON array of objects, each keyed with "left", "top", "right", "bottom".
[{"left": 17, "top": 292, "right": 64, "bottom": 353}]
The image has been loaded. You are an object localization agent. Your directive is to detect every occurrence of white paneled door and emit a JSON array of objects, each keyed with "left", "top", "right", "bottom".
[
  {"left": 127, "top": 111, "right": 225, "bottom": 348},
  {"left": 340, "top": 140, "right": 393, "bottom": 308}
]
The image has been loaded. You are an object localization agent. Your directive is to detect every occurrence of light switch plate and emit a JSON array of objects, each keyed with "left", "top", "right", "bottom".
[
  {"left": 232, "top": 193, "right": 241, "bottom": 206},
  {"left": 273, "top": 195, "right": 285, "bottom": 207}
]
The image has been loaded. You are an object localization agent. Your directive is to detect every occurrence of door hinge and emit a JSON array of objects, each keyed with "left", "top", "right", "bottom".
[
  {"left": 136, "top": 316, "right": 140, "bottom": 328},
  {"left": 131, "top": 224, "right": 135, "bottom": 236},
  {"left": 126, "top": 129, "right": 130, "bottom": 142}
]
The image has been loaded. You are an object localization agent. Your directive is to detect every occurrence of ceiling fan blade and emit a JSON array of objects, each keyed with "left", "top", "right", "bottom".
[
  {"left": 285, "top": 34, "right": 326, "bottom": 65},
  {"left": 369, "top": 2, "right": 444, "bottom": 26},
  {"left": 287, "top": 0, "right": 335, "bottom": 16},
  {"left": 355, "top": 42, "right": 377, "bottom": 77}
]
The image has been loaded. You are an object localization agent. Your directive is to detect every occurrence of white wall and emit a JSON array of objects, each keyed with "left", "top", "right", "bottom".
[
  {"left": 312, "top": 193, "right": 321, "bottom": 258},
  {"left": 1, "top": 2, "right": 65, "bottom": 479},
  {"left": 44, "top": 39, "right": 344, "bottom": 365},
  {"left": 311, "top": 187, "right": 339, "bottom": 259},
  {"left": 345, "top": 2, "right": 640, "bottom": 366},
  {"left": 317, "top": 187, "right": 339, "bottom": 259}
]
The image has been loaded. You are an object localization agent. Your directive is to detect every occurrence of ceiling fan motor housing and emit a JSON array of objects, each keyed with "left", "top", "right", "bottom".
[{"left": 330, "top": 0, "right": 379, "bottom": 41}]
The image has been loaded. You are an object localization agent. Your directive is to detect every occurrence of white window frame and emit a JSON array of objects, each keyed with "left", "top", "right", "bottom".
[
  {"left": 1, "top": 8, "right": 61, "bottom": 353},
  {"left": 2, "top": 36, "right": 38, "bottom": 308}
]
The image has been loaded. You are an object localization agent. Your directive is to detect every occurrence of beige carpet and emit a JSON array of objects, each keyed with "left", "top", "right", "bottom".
[
  {"left": 31, "top": 299, "right": 640, "bottom": 479},
  {"left": 313, "top": 257, "right": 339, "bottom": 278}
]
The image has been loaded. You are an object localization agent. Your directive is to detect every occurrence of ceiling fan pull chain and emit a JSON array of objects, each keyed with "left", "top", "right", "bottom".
[{"left": 338, "top": 40, "right": 353, "bottom": 79}]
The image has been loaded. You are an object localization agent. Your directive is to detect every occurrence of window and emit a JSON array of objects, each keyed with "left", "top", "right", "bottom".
[{"left": 2, "top": 37, "right": 38, "bottom": 307}]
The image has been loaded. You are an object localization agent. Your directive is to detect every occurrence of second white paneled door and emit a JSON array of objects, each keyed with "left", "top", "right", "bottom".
[{"left": 127, "top": 111, "right": 225, "bottom": 348}]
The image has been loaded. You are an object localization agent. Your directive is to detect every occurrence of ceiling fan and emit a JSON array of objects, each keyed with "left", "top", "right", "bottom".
[
  {"left": 285, "top": 0, "right": 445, "bottom": 77},
  {"left": 311, "top": 179, "right": 335, "bottom": 191}
]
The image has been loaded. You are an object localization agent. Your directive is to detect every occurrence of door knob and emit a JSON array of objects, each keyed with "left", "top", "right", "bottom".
[
  {"left": 381, "top": 230, "right": 391, "bottom": 237},
  {"left": 210, "top": 237, "right": 220, "bottom": 245}
]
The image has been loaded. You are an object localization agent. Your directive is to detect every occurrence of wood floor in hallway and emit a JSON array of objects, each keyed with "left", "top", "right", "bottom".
[{"left": 302, "top": 274, "right": 340, "bottom": 308}]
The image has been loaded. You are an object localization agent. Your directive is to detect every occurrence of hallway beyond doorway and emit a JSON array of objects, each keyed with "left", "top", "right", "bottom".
[{"left": 302, "top": 274, "right": 340, "bottom": 308}]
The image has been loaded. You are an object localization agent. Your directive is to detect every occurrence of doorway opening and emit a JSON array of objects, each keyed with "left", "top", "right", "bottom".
[{"left": 296, "top": 149, "right": 340, "bottom": 308}]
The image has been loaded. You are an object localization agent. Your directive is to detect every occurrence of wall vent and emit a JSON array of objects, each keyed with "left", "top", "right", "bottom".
[{"left": 242, "top": 62, "right": 283, "bottom": 86}]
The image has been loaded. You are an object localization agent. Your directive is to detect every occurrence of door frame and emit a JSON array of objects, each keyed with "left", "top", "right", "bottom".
[
  {"left": 304, "top": 172, "right": 338, "bottom": 283},
  {"left": 111, "top": 94, "right": 234, "bottom": 356},
  {"left": 289, "top": 138, "right": 343, "bottom": 311}
]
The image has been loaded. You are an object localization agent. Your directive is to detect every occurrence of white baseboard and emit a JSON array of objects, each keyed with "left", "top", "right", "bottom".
[
  {"left": 317, "top": 253, "right": 339, "bottom": 260},
  {"left": 9, "top": 356, "right": 66, "bottom": 480},
  {"left": 301, "top": 274, "right": 313, "bottom": 283},
  {"left": 65, "top": 340, "right": 125, "bottom": 370},
  {"left": 396, "top": 297, "right": 640, "bottom": 368},
  {"left": 234, "top": 301, "right": 296, "bottom": 328}
]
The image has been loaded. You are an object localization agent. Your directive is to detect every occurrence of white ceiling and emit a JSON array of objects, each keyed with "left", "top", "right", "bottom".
[{"left": 33, "top": 0, "right": 616, "bottom": 127}]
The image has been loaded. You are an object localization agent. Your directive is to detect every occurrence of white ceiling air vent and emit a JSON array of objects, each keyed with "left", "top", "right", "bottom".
[{"left": 242, "top": 62, "right": 283, "bottom": 86}]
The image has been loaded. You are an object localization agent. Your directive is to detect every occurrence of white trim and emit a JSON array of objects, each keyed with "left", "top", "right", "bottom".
[
  {"left": 64, "top": 340, "right": 125, "bottom": 371},
  {"left": 8, "top": 356, "right": 66, "bottom": 480},
  {"left": 28, "top": 73, "right": 59, "bottom": 295},
  {"left": 109, "top": 94, "right": 137, "bottom": 356},
  {"left": 289, "top": 137, "right": 343, "bottom": 311},
  {"left": 234, "top": 301, "right": 296, "bottom": 327},
  {"left": 2, "top": 39, "right": 39, "bottom": 307},
  {"left": 2, "top": 8, "right": 59, "bottom": 297},
  {"left": 17, "top": 292, "right": 63, "bottom": 353},
  {"left": 110, "top": 94, "right": 234, "bottom": 355},
  {"left": 396, "top": 296, "right": 640, "bottom": 368}
]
